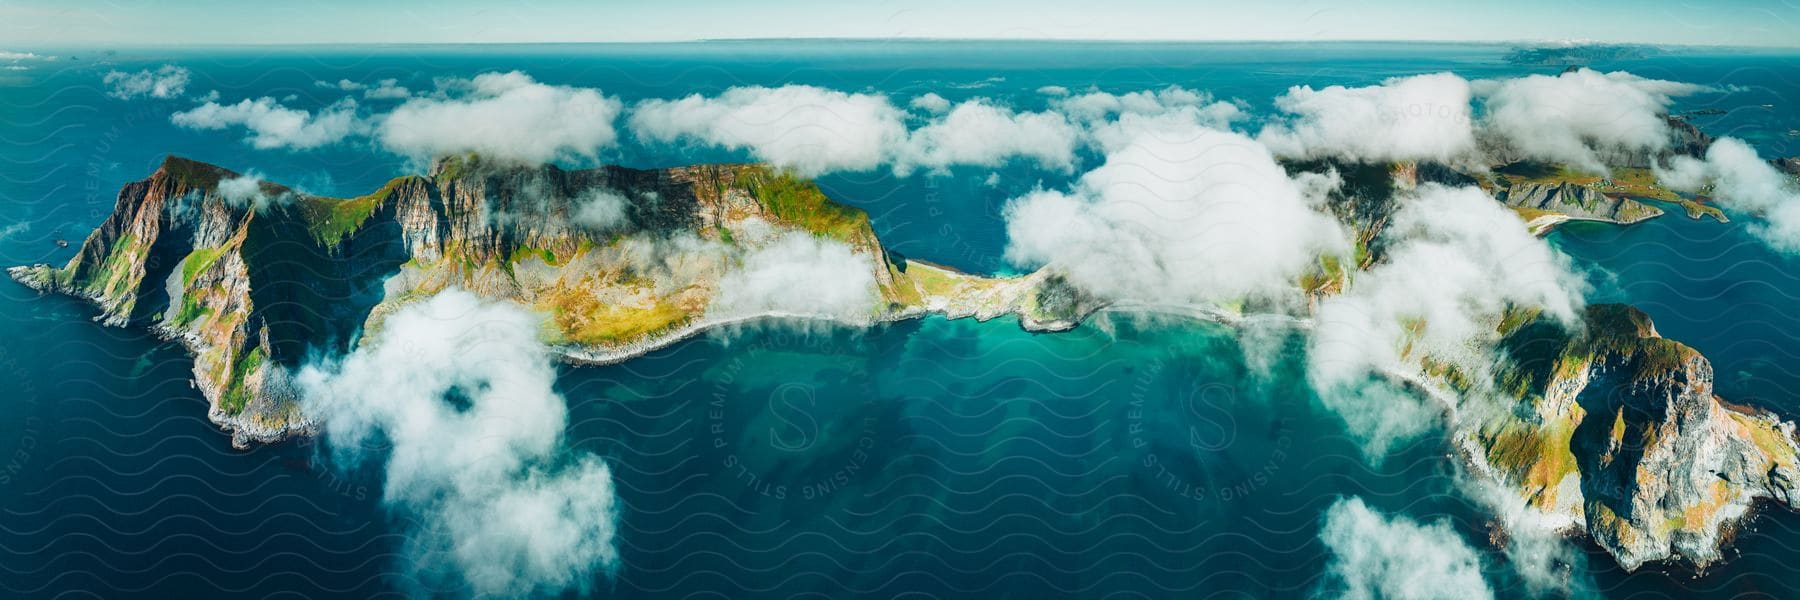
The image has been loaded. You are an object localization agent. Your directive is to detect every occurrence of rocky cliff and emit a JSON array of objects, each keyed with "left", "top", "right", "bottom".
[
  {"left": 1497, "top": 181, "right": 1664, "bottom": 230},
  {"left": 9, "top": 157, "right": 351, "bottom": 445},
  {"left": 11, "top": 155, "right": 1083, "bottom": 446},
  {"left": 1465, "top": 305, "right": 1800, "bottom": 570},
  {"left": 1664, "top": 116, "right": 1715, "bottom": 162},
  {"left": 1776, "top": 156, "right": 1800, "bottom": 178}
]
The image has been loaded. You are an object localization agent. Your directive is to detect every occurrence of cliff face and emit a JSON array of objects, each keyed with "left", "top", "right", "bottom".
[
  {"left": 364, "top": 155, "right": 1083, "bottom": 354},
  {"left": 1498, "top": 181, "right": 1662, "bottom": 225},
  {"left": 9, "top": 157, "right": 350, "bottom": 445},
  {"left": 1664, "top": 116, "right": 1715, "bottom": 163},
  {"left": 11, "top": 155, "right": 1079, "bottom": 446},
  {"left": 1469, "top": 305, "right": 1800, "bottom": 570}
]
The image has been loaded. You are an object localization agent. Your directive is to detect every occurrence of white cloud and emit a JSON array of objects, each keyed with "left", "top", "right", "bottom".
[
  {"left": 214, "top": 172, "right": 292, "bottom": 213},
  {"left": 1657, "top": 137, "right": 1800, "bottom": 252},
  {"left": 1056, "top": 86, "right": 1241, "bottom": 126},
  {"left": 1259, "top": 72, "right": 1477, "bottom": 164},
  {"left": 909, "top": 92, "right": 951, "bottom": 113},
  {"left": 172, "top": 97, "right": 365, "bottom": 150},
  {"left": 571, "top": 188, "right": 631, "bottom": 231},
  {"left": 321, "top": 78, "right": 410, "bottom": 99},
  {"left": 217, "top": 173, "right": 264, "bottom": 204},
  {"left": 1319, "top": 497, "right": 1493, "bottom": 600},
  {"left": 1002, "top": 109, "right": 1346, "bottom": 305},
  {"left": 1308, "top": 184, "right": 1585, "bottom": 457},
  {"left": 1474, "top": 68, "right": 1707, "bottom": 173},
  {"left": 317, "top": 78, "right": 365, "bottom": 91},
  {"left": 1036, "top": 85, "right": 1070, "bottom": 97},
  {"left": 614, "top": 232, "right": 734, "bottom": 296},
  {"left": 297, "top": 290, "right": 619, "bottom": 597},
  {"left": 895, "top": 99, "right": 1081, "bottom": 175},
  {"left": 364, "top": 78, "right": 412, "bottom": 100},
  {"left": 630, "top": 85, "right": 907, "bottom": 176},
  {"left": 711, "top": 232, "right": 879, "bottom": 322},
  {"left": 380, "top": 71, "right": 623, "bottom": 165},
  {"left": 103, "top": 65, "right": 190, "bottom": 100},
  {"left": 0, "top": 51, "right": 42, "bottom": 61},
  {"left": 631, "top": 85, "right": 1088, "bottom": 177}
]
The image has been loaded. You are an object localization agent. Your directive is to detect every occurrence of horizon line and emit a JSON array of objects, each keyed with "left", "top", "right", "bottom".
[{"left": 12, "top": 37, "right": 1800, "bottom": 52}]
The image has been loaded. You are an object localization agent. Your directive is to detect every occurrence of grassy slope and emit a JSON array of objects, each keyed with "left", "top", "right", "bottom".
[
  {"left": 737, "top": 167, "right": 874, "bottom": 244},
  {"left": 1493, "top": 162, "right": 1727, "bottom": 223},
  {"left": 293, "top": 176, "right": 417, "bottom": 246}
]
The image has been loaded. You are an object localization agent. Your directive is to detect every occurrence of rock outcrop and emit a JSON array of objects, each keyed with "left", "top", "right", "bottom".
[
  {"left": 11, "top": 155, "right": 1081, "bottom": 446},
  {"left": 1497, "top": 181, "right": 1663, "bottom": 227},
  {"left": 1775, "top": 156, "right": 1800, "bottom": 179},
  {"left": 1665, "top": 116, "right": 1715, "bottom": 162},
  {"left": 1466, "top": 305, "right": 1800, "bottom": 570}
]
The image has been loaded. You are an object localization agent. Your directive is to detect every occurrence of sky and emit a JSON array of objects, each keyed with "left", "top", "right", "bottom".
[{"left": 3, "top": 0, "right": 1798, "bottom": 48}]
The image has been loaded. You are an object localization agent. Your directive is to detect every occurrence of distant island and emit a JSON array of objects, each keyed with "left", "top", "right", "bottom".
[
  {"left": 1505, "top": 44, "right": 1660, "bottom": 66},
  {"left": 12, "top": 127, "right": 1797, "bottom": 574}
]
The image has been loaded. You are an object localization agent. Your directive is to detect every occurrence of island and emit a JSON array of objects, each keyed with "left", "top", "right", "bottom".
[
  {"left": 10, "top": 155, "right": 1090, "bottom": 445},
  {"left": 12, "top": 144, "right": 1795, "bottom": 575},
  {"left": 1503, "top": 44, "right": 1659, "bottom": 66}
]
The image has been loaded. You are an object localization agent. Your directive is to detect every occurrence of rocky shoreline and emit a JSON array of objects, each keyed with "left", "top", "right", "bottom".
[
  {"left": 11, "top": 258, "right": 1070, "bottom": 444},
  {"left": 556, "top": 301, "right": 1086, "bottom": 367},
  {"left": 8, "top": 263, "right": 318, "bottom": 449}
]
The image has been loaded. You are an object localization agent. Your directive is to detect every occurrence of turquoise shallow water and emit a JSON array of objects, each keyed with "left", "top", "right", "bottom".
[{"left": 2, "top": 42, "right": 1799, "bottom": 598}]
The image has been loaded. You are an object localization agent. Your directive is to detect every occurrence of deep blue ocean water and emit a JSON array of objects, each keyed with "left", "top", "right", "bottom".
[{"left": 2, "top": 41, "right": 1799, "bottom": 598}]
